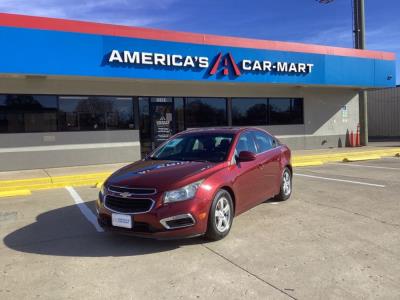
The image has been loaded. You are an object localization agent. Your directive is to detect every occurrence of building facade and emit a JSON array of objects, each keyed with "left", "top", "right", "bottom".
[
  {"left": 0, "top": 13, "right": 396, "bottom": 171},
  {"left": 368, "top": 85, "right": 400, "bottom": 139}
]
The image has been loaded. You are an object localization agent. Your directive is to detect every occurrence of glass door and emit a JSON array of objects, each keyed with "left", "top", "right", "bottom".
[{"left": 149, "top": 97, "right": 174, "bottom": 149}]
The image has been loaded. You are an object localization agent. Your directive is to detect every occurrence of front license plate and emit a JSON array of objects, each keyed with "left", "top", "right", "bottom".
[{"left": 111, "top": 213, "right": 132, "bottom": 229}]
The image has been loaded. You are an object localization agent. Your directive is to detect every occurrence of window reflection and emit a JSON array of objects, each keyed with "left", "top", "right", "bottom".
[
  {"left": 0, "top": 95, "right": 57, "bottom": 133},
  {"left": 58, "top": 96, "right": 134, "bottom": 131},
  {"left": 232, "top": 98, "right": 303, "bottom": 126},
  {"left": 269, "top": 98, "right": 303, "bottom": 125},
  {"left": 174, "top": 97, "right": 185, "bottom": 132},
  {"left": 232, "top": 98, "right": 268, "bottom": 126},
  {"left": 185, "top": 98, "right": 227, "bottom": 128}
]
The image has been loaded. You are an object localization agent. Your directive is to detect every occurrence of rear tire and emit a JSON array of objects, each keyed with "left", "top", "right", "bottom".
[
  {"left": 205, "top": 189, "right": 234, "bottom": 241},
  {"left": 274, "top": 167, "right": 292, "bottom": 201}
]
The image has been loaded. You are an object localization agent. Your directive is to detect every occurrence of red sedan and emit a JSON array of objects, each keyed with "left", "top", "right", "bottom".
[{"left": 97, "top": 127, "right": 292, "bottom": 240}]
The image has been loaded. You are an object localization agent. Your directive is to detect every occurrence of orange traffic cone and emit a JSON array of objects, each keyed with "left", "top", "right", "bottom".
[{"left": 349, "top": 130, "right": 354, "bottom": 147}]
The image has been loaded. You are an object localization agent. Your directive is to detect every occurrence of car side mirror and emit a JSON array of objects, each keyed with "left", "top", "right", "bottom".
[{"left": 237, "top": 151, "right": 256, "bottom": 162}]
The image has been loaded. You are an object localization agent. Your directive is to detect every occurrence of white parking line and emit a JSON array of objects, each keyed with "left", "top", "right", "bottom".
[
  {"left": 65, "top": 186, "right": 104, "bottom": 232},
  {"left": 329, "top": 162, "right": 400, "bottom": 170},
  {"left": 294, "top": 173, "right": 386, "bottom": 188}
]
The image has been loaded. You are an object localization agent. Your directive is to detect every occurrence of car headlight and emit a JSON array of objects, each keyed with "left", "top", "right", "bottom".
[
  {"left": 164, "top": 180, "right": 204, "bottom": 204},
  {"left": 99, "top": 184, "right": 107, "bottom": 202}
]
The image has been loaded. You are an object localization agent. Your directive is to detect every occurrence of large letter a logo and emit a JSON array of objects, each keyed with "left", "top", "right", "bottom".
[{"left": 209, "top": 53, "right": 241, "bottom": 76}]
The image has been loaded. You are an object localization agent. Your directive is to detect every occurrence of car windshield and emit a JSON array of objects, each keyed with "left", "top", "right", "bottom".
[{"left": 150, "top": 133, "right": 234, "bottom": 163}]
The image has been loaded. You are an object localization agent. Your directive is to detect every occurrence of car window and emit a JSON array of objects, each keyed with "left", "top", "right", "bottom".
[
  {"left": 234, "top": 131, "right": 257, "bottom": 157},
  {"left": 252, "top": 131, "right": 276, "bottom": 153},
  {"left": 155, "top": 138, "right": 185, "bottom": 157},
  {"left": 151, "top": 133, "right": 234, "bottom": 163}
]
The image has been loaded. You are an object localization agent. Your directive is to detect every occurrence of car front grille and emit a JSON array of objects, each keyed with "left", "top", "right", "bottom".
[
  {"left": 105, "top": 195, "right": 154, "bottom": 214},
  {"left": 108, "top": 185, "right": 157, "bottom": 195}
]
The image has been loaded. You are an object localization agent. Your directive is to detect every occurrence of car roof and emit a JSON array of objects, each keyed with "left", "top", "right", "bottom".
[{"left": 179, "top": 127, "right": 257, "bottom": 135}]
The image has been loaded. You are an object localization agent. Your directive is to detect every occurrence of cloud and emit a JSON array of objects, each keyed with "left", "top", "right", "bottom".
[
  {"left": 300, "top": 26, "right": 353, "bottom": 47},
  {"left": 0, "top": 0, "right": 180, "bottom": 26}
]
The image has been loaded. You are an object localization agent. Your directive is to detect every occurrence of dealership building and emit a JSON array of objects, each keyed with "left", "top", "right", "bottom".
[{"left": 0, "top": 13, "right": 396, "bottom": 171}]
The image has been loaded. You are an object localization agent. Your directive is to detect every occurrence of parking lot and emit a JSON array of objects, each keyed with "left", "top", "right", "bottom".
[{"left": 1, "top": 158, "right": 400, "bottom": 300}]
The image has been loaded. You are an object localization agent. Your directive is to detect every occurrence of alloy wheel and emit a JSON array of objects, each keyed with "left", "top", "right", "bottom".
[
  {"left": 215, "top": 196, "right": 231, "bottom": 233},
  {"left": 282, "top": 170, "right": 291, "bottom": 196}
]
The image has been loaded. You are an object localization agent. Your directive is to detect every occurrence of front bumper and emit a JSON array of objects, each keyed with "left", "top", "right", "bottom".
[{"left": 96, "top": 193, "right": 210, "bottom": 239}]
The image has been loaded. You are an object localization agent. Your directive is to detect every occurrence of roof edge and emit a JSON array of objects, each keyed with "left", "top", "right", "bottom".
[{"left": 0, "top": 12, "right": 396, "bottom": 61}]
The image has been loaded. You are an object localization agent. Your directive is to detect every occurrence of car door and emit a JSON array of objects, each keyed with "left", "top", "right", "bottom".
[
  {"left": 252, "top": 130, "right": 281, "bottom": 199},
  {"left": 231, "top": 131, "right": 265, "bottom": 214}
]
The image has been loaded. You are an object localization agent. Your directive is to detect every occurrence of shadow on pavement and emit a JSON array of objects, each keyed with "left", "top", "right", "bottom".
[{"left": 3, "top": 201, "right": 204, "bottom": 257}]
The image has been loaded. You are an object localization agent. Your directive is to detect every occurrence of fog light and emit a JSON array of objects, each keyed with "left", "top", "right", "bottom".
[{"left": 160, "top": 214, "right": 196, "bottom": 229}]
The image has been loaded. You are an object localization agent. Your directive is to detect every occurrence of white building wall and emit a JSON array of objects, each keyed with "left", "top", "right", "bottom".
[{"left": 0, "top": 76, "right": 360, "bottom": 170}]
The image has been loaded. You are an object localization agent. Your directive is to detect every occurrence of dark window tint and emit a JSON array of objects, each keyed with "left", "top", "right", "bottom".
[
  {"left": 152, "top": 133, "right": 234, "bottom": 163},
  {"left": 232, "top": 98, "right": 268, "bottom": 126},
  {"left": 185, "top": 98, "right": 227, "bottom": 128},
  {"left": 139, "top": 97, "right": 150, "bottom": 140},
  {"left": 235, "top": 131, "right": 257, "bottom": 156},
  {"left": 174, "top": 97, "right": 185, "bottom": 132},
  {"left": 252, "top": 130, "right": 275, "bottom": 153},
  {"left": 58, "top": 96, "right": 134, "bottom": 131},
  {"left": 138, "top": 97, "right": 151, "bottom": 155},
  {"left": 269, "top": 98, "right": 303, "bottom": 125},
  {"left": 0, "top": 95, "right": 57, "bottom": 133}
]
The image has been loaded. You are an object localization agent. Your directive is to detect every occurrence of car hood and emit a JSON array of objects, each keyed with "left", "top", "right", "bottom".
[{"left": 107, "top": 160, "right": 222, "bottom": 191}]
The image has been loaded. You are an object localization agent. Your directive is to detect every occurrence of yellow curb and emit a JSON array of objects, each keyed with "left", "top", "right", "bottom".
[
  {"left": 342, "top": 155, "right": 381, "bottom": 162},
  {"left": 0, "top": 176, "right": 110, "bottom": 193},
  {"left": 0, "top": 177, "right": 52, "bottom": 187},
  {"left": 50, "top": 172, "right": 112, "bottom": 183},
  {"left": 0, "top": 147, "right": 399, "bottom": 193},
  {"left": 95, "top": 181, "right": 104, "bottom": 188},
  {"left": 293, "top": 161, "right": 324, "bottom": 167},
  {"left": 0, "top": 172, "right": 111, "bottom": 189},
  {"left": 0, "top": 189, "right": 31, "bottom": 198}
]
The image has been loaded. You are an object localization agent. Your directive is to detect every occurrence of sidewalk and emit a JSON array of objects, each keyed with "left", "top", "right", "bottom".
[{"left": 1, "top": 142, "right": 400, "bottom": 197}]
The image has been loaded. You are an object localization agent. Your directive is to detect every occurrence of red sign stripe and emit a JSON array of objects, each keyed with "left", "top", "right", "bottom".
[{"left": 0, "top": 13, "right": 395, "bottom": 61}]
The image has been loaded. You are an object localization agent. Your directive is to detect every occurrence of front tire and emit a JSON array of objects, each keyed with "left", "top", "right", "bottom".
[
  {"left": 274, "top": 167, "right": 292, "bottom": 201},
  {"left": 205, "top": 189, "right": 234, "bottom": 241}
]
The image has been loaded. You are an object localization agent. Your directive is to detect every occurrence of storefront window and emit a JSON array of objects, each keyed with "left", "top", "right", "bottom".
[
  {"left": 138, "top": 97, "right": 150, "bottom": 140},
  {"left": 232, "top": 98, "right": 268, "bottom": 126},
  {"left": 58, "top": 96, "right": 134, "bottom": 131},
  {"left": 269, "top": 98, "right": 303, "bottom": 125},
  {"left": 0, "top": 94, "right": 57, "bottom": 133},
  {"left": 174, "top": 97, "right": 185, "bottom": 132},
  {"left": 185, "top": 98, "right": 227, "bottom": 128}
]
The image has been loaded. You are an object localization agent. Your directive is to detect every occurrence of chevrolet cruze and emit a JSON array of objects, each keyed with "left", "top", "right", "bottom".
[{"left": 97, "top": 127, "right": 292, "bottom": 240}]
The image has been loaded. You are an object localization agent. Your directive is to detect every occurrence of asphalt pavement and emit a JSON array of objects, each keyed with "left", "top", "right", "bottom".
[{"left": 1, "top": 157, "right": 400, "bottom": 299}]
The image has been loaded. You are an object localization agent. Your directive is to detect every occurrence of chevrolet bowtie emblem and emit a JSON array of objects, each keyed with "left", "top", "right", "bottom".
[{"left": 119, "top": 192, "right": 132, "bottom": 198}]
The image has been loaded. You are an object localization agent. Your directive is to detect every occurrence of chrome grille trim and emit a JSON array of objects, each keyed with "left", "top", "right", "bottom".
[
  {"left": 104, "top": 196, "right": 155, "bottom": 215},
  {"left": 108, "top": 185, "right": 157, "bottom": 196}
]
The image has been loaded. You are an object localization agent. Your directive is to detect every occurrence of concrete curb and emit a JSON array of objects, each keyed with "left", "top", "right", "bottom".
[
  {"left": 0, "top": 173, "right": 110, "bottom": 197},
  {"left": 0, "top": 190, "right": 31, "bottom": 198},
  {"left": 0, "top": 147, "right": 399, "bottom": 197},
  {"left": 292, "top": 148, "right": 400, "bottom": 167}
]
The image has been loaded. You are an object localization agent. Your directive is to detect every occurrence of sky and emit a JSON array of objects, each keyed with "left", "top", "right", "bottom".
[{"left": 0, "top": 0, "right": 399, "bottom": 83}]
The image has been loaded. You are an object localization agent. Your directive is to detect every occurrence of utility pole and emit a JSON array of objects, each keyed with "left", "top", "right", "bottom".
[
  {"left": 317, "top": 0, "right": 368, "bottom": 145},
  {"left": 353, "top": 0, "right": 368, "bottom": 145}
]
